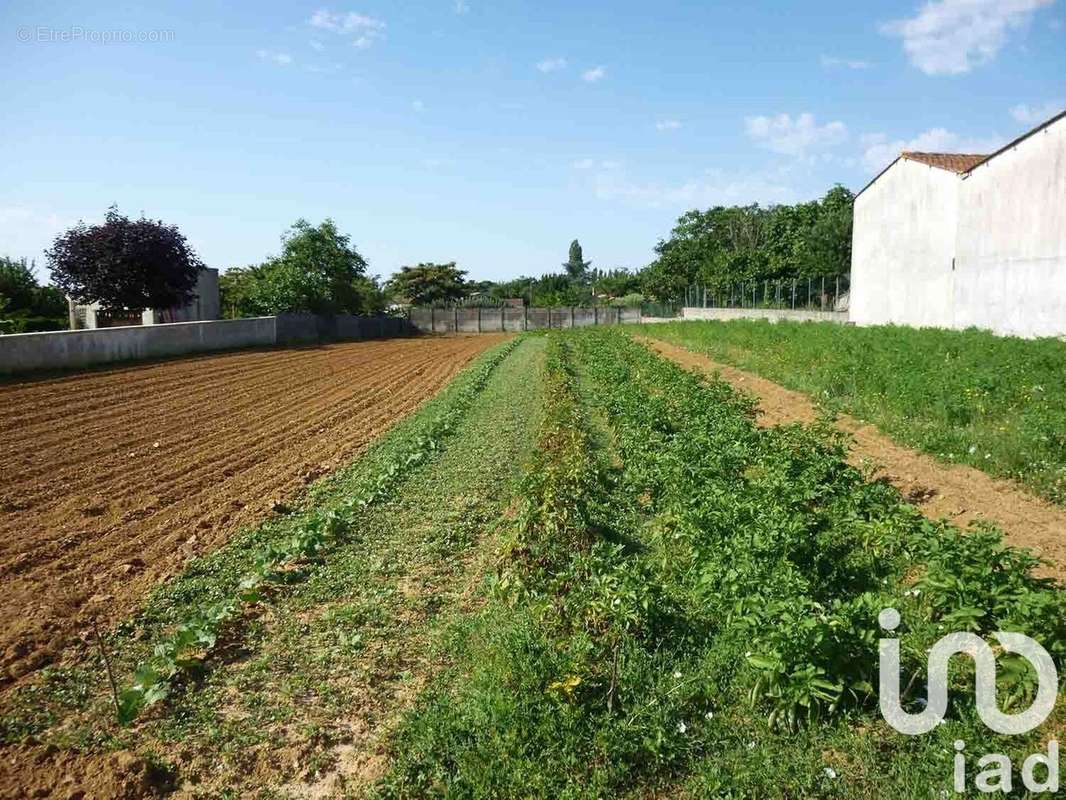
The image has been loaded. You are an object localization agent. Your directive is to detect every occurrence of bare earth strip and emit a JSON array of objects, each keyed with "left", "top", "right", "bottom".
[
  {"left": 639, "top": 336, "right": 1066, "bottom": 583},
  {"left": 0, "top": 335, "right": 509, "bottom": 684}
]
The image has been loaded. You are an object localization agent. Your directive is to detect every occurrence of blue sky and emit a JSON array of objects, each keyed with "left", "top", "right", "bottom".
[{"left": 2, "top": 1, "right": 1063, "bottom": 283}]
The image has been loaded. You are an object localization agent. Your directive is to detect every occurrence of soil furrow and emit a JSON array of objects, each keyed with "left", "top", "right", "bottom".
[{"left": 0, "top": 334, "right": 509, "bottom": 685}]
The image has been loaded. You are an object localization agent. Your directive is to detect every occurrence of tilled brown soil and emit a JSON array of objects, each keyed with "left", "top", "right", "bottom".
[
  {"left": 641, "top": 336, "right": 1066, "bottom": 583},
  {"left": 0, "top": 335, "right": 508, "bottom": 686}
]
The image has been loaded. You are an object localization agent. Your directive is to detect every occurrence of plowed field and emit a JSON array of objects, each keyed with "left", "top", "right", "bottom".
[{"left": 0, "top": 335, "right": 507, "bottom": 685}]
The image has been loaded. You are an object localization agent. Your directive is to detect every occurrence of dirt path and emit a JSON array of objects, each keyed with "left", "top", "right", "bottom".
[
  {"left": 639, "top": 336, "right": 1066, "bottom": 582},
  {"left": 0, "top": 335, "right": 508, "bottom": 685}
]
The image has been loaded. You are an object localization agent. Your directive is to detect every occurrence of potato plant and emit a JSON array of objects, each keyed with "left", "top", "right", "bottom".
[{"left": 379, "top": 328, "right": 1066, "bottom": 798}]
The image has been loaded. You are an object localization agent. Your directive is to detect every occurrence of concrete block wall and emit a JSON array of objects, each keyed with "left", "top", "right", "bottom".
[
  {"left": 406, "top": 306, "right": 639, "bottom": 333},
  {"left": 0, "top": 313, "right": 417, "bottom": 376},
  {"left": 0, "top": 317, "right": 277, "bottom": 375},
  {"left": 682, "top": 307, "right": 848, "bottom": 324},
  {"left": 274, "top": 313, "right": 320, "bottom": 344},
  {"left": 503, "top": 308, "right": 525, "bottom": 332},
  {"left": 526, "top": 308, "right": 550, "bottom": 329}
]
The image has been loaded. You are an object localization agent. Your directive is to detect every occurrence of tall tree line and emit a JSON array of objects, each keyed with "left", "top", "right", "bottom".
[{"left": 639, "top": 185, "right": 854, "bottom": 302}]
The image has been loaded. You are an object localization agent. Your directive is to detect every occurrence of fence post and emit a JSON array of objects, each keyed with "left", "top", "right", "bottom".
[
  {"left": 524, "top": 305, "right": 528, "bottom": 331},
  {"left": 570, "top": 306, "right": 575, "bottom": 328},
  {"left": 594, "top": 305, "right": 599, "bottom": 325},
  {"left": 477, "top": 307, "right": 482, "bottom": 333},
  {"left": 454, "top": 307, "right": 459, "bottom": 332},
  {"left": 807, "top": 278, "right": 811, "bottom": 310},
  {"left": 430, "top": 306, "right": 435, "bottom": 332}
]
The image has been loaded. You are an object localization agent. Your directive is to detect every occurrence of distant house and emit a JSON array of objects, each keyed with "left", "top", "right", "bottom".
[
  {"left": 850, "top": 110, "right": 1066, "bottom": 338},
  {"left": 69, "top": 267, "right": 221, "bottom": 329}
]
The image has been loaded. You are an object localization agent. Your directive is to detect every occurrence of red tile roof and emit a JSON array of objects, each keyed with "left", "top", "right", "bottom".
[{"left": 900, "top": 152, "right": 988, "bottom": 173}]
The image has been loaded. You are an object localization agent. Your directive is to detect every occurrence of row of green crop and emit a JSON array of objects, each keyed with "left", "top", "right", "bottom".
[
  {"left": 643, "top": 319, "right": 1066, "bottom": 505},
  {"left": 113, "top": 338, "right": 523, "bottom": 725},
  {"left": 377, "top": 328, "right": 1066, "bottom": 798}
]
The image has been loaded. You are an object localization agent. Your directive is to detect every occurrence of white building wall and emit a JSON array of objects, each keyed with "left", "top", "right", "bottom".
[
  {"left": 850, "top": 158, "right": 959, "bottom": 328},
  {"left": 953, "top": 118, "right": 1066, "bottom": 338}
]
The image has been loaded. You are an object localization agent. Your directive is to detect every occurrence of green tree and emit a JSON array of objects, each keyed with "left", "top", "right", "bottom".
[
  {"left": 0, "top": 256, "right": 39, "bottom": 312},
  {"left": 531, "top": 273, "right": 587, "bottom": 307},
  {"left": 800, "top": 185, "right": 853, "bottom": 276},
  {"left": 562, "top": 239, "right": 591, "bottom": 280},
  {"left": 250, "top": 219, "right": 379, "bottom": 315},
  {"left": 590, "top": 267, "right": 640, "bottom": 300},
  {"left": 386, "top": 262, "right": 468, "bottom": 306},
  {"left": 219, "top": 266, "right": 267, "bottom": 318},
  {"left": 637, "top": 186, "right": 854, "bottom": 302},
  {"left": 0, "top": 256, "right": 69, "bottom": 332}
]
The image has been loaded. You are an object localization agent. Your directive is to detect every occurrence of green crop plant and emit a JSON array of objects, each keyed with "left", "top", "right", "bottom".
[
  {"left": 643, "top": 319, "right": 1066, "bottom": 505},
  {"left": 379, "top": 327, "right": 1066, "bottom": 798}
]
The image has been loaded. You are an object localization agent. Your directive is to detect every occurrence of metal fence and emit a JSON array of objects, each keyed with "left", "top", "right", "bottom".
[
  {"left": 640, "top": 301, "right": 682, "bottom": 319},
  {"left": 683, "top": 274, "right": 850, "bottom": 311}
]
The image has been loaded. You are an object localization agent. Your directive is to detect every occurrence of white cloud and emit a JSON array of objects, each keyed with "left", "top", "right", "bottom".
[
  {"left": 582, "top": 65, "right": 607, "bottom": 83},
  {"left": 309, "top": 9, "right": 386, "bottom": 48},
  {"left": 745, "top": 112, "right": 848, "bottom": 157},
  {"left": 820, "top": 55, "right": 871, "bottom": 69},
  {"left": 587, "top": 166, "right": 798, "bottom": 210},
  {"left": 860, "top": 127, "right": 1004, "bottom": 173},
  {"left": 1009, "top": 100, "right": 1064, "bottom": 124},
  {"left": 412, "top": 99, "right": 425, "bottom": 112},
  {"left": 309, "top": 9, "right": 385, "bottom": 33},
  {"left": 572, "top": 159, "right": 620, "bottom": 170},
  {"left": 309, "top": 40, "right": 325, "bottom": 52},
  {"left": 536, "top": 57, "right": 567, "bottom": 73},
  {"left": 454, "top": 0, "right": 470, "bottom": 13},
  {"left": 881, "top": 0, "right": 1054, "bottom": 76},
  {"left": 257, "top": 49, "right": 294, "bottom": 66},
  {"left": 655, "top": 119, "right": 682, "bottom": 131}
]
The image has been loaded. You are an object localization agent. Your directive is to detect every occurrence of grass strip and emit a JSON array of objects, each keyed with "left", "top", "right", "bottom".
[
  {"left": 641, "top": 319, "right": 1066, "bottom": 505},
  {"left": 119, "top": 335, "right": 549, "bottom": 794}
]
